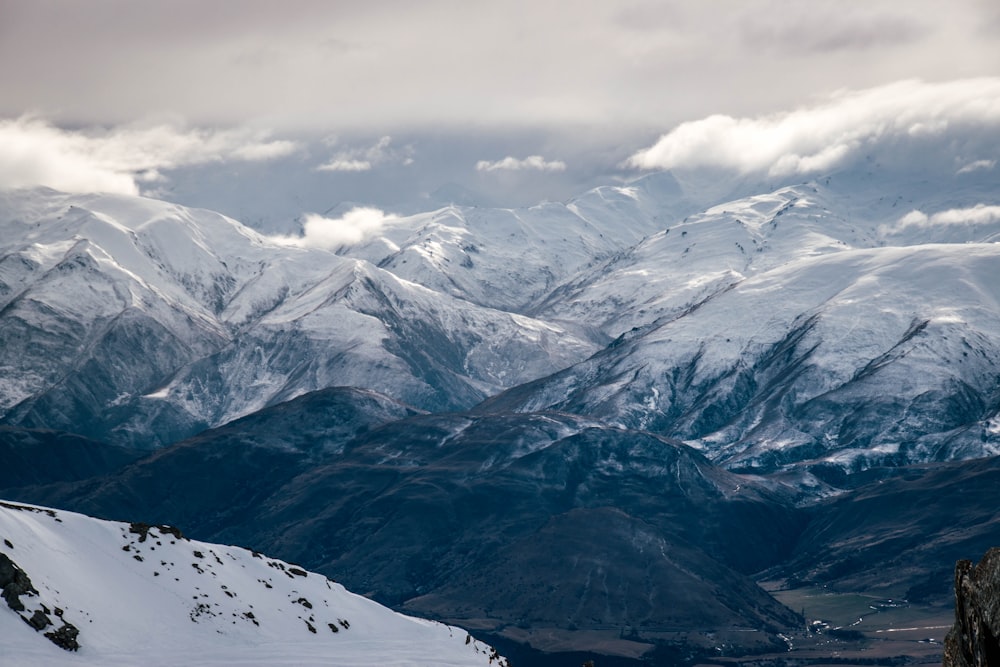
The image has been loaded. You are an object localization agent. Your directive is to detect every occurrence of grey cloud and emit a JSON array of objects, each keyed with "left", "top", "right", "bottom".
[
  {"left": 613, "top": 1, "right": 685, "bottom": 32},
  {"left": 3, "top": 0, "right": 995, "bottom": 134},
  {"left": 738, "top": 3, "right": 929, "bottom": 54},
  {"left": 2, "top": 0, "right": 998, "bottom": 222},
  {"left": 316, "top": 136, "right": 414, "bottom": 172}
]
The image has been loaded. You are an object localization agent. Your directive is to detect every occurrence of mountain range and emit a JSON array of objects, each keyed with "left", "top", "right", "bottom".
[{"left": 2, "top": 158, "right": 999, "bottom": 665}]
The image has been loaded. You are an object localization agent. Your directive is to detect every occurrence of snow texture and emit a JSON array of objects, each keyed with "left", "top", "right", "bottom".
[{"left": 0, "top": 500, "right": 506, "bottom": 666}]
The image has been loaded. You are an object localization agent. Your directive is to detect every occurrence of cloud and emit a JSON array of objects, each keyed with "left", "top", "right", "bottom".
[
  {"left": 897, "top": 204, "right": 1000, "bottom": 229},
  {"left": 268, "top": 207, "right": 397, "bottom": 249},
  {"left": 628, "top": 78, "right": 1000, "bottom": 177},
  {"left": 318, "top": 159, "right": 373, "bottom": 172},
  {"left": 317, "top": 136, "right": 413, "bottom": 172},
  {"left": 475, "top": 155, "right": 567, "bottom": 172},
  {"left": 739, "top": 4, "right": 928, "bottom": 54},
  {"left": 0, "top": 116, "right": 300, "bottom": 195},
  {"left": 957, "top": 159, "right": 996, "bottom": 174},
  {"left": 1, "top": 1, "right": 997, "bottom": 136}
]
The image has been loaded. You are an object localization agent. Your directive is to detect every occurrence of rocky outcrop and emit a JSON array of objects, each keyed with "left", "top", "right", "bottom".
[
  {"left": 944, "top": 547, "right": 1000, "bottom": 666},
  {"left": 0, "top": 551, "right": 37, "bottom": 611},
  {"left": 0, "top": 550, "right": 80, "bottom": 651}
]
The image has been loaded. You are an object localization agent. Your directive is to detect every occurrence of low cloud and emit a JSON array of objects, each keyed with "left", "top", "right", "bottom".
[
  {"left": 476, "top": 155, "right": 567, "bottom": 172},
  {"left": 957, "top": 159, "right": 996, "bottom": 175},
  {"left": 628, "top": 78, "right": 1000, "bottom": 177},
  {"left": 317, "top": 136, "right": 414, "bottom": 172},
  {"left": 897, "top": 204, "right": 1000, "bottom": 229},
  {"left": 0, "top": 116, "right": 299, "bottom": 195},
  {"left": 318, "top": 159, "right": 374, "bottom": 172},
  {"left": 268, "top": 207, "right": 397, "bottom": 249}
]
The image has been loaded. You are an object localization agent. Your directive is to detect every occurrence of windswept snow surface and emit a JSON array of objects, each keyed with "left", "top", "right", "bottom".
[{"left": 0, "top": 500, "right": 505, "bottom": 667}]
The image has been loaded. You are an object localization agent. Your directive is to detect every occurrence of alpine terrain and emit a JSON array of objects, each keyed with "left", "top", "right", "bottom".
[{"left": 2, "top": 154, "right": 999, "bottom": 665}]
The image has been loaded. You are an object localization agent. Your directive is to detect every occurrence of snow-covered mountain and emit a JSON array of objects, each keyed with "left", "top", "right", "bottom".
[
  {"left": 485, "top": 241, "right": 1000, "bottom": 471},
  {"left": 477, "top": 171, "right": 1000, "bottom": 474},
  {"left": 0, "top": 188, "right": 594, "bottom": 447},
  {"left": 0, "top": 499, "right": 506, "bottom": 666},
  {"left": 336, "top": 171, "right": 689, "bottom": 317},
  {"left": 2, "top": 161, "right": 998, "bottom": 474},
  {"left": 3, "top": 160, "right": 1000, "bottom": 665}
]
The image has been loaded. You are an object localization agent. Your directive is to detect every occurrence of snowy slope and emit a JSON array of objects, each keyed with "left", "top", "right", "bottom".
[
  {"left": 480, "top": 173, "right": 1000, "bottom": 474},
  {"left": 0, "top": 187, "right": 594, "bottom": 446},
  {"left": 0, "top": 500, "right": 506, "bottom": 666},
  {"left": 335, "top": 172, "right": 690, "bottom": 316},
  {"left": 2, "top": 161, "right": 998, "bottom": 470},
  {"left": 532, "top": 168, "right": 1000, "bottom": 337}
]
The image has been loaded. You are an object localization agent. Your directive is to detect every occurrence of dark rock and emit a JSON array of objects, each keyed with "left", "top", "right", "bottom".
[
  {"left": 130, "top": 522, "right": 185, "bottom": 543},
  {"left": 45, "top": 622, "right": 81, "bottom": 651},
  {"left": 0, "top": 552, "right": 37, "bottom": 612},
  {"left": 28, "top": 608, "right": 52, "bottom": 630},
  {"left": 944, "top": 547, "right": 1000, "bottom": 666}
]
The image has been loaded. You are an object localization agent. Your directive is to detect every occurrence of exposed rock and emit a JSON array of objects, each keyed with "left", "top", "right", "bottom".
[
  {"left": 0, "top": 551, "right": 82, "bottom": 652},
  {"left": 130, "top": 522, "right": 184, "bottom": 542},
  {"left": 28, "top": 608, "right": 52, "bottom": 630},
  {"left": 944, "top": 547, "right": 1000, "bottom": 666},
  {"left": 45, "top": 622, "right": 81, "bottom": 651},
  {"left": 0, "top": 552, "right": 37, "bottom": 612}
]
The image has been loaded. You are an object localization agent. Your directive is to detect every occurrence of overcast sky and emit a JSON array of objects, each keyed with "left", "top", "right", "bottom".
[{"left": 1, "top": 0, "right": 998, "bottom": 226}]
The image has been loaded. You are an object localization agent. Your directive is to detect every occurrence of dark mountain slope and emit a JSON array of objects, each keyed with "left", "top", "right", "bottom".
[
  {"left": 8, "top": 404, "right": 806, "bottom": 661},
  {"left": 0, "top": 426, "right": 140, "bottom": 489},
  {"left": 773, "top": 455, "right": 1000, "bottom": 605}
]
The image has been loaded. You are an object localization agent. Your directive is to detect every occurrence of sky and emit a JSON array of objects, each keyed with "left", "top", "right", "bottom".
[{"left": 1, "top": 0, "right": 998, "bottom": 229}]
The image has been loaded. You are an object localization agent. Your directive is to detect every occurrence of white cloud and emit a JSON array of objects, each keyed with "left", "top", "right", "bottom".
[
  {"left": 316, "top": 136, "right": 412, "bottom": 172},
  {"left": 475, "top": 155, "right": 567, "bottom": 172},
  {"left": 896, "top": 204, "right": 1000, "bottom": 228},
  {"left": 958, "top": 159, "right": 996, "bottom": 174},
  {"left": 231, "top": 140, "right": 300, "bottom": 161},
  {"left": 898, "top": 210, "right": 930, "bottom": 227},
  {"left": 318, "top": 159, "right": 372, "bottom": 172},
  {"left": 268, "top": 207, "right": 397, "bottom": 249},
  {"left": 628, "top": 78, "right": 1000, "bottom": 177},
  {"left": 0, "top": 116, "right": 300, "bottom": 195}
]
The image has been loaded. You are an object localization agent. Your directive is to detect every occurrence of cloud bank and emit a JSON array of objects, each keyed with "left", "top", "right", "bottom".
[
  {"left": 269, "top": 207, "right": 397, "bottom": 250},
  {"left": 897, "top": 204, "right": 1000, "bottom": 229},
  {"left": 316, "top": 136, "right": 414, "bottom": 172},
  {"left": 957, "top": 159, "right": 996, "bottom": 175},
  {"left": 0, "top": 116, "right": 299, "bottom": 195},
  {"left": 476, "top": 155, "right": 567, "bottom": 172},
  {"left": 628, "top": 78, "right": 1000, "bottom": 177},
  {"left": 3, "top": 1, "right": 997, "bottom": 135}
]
